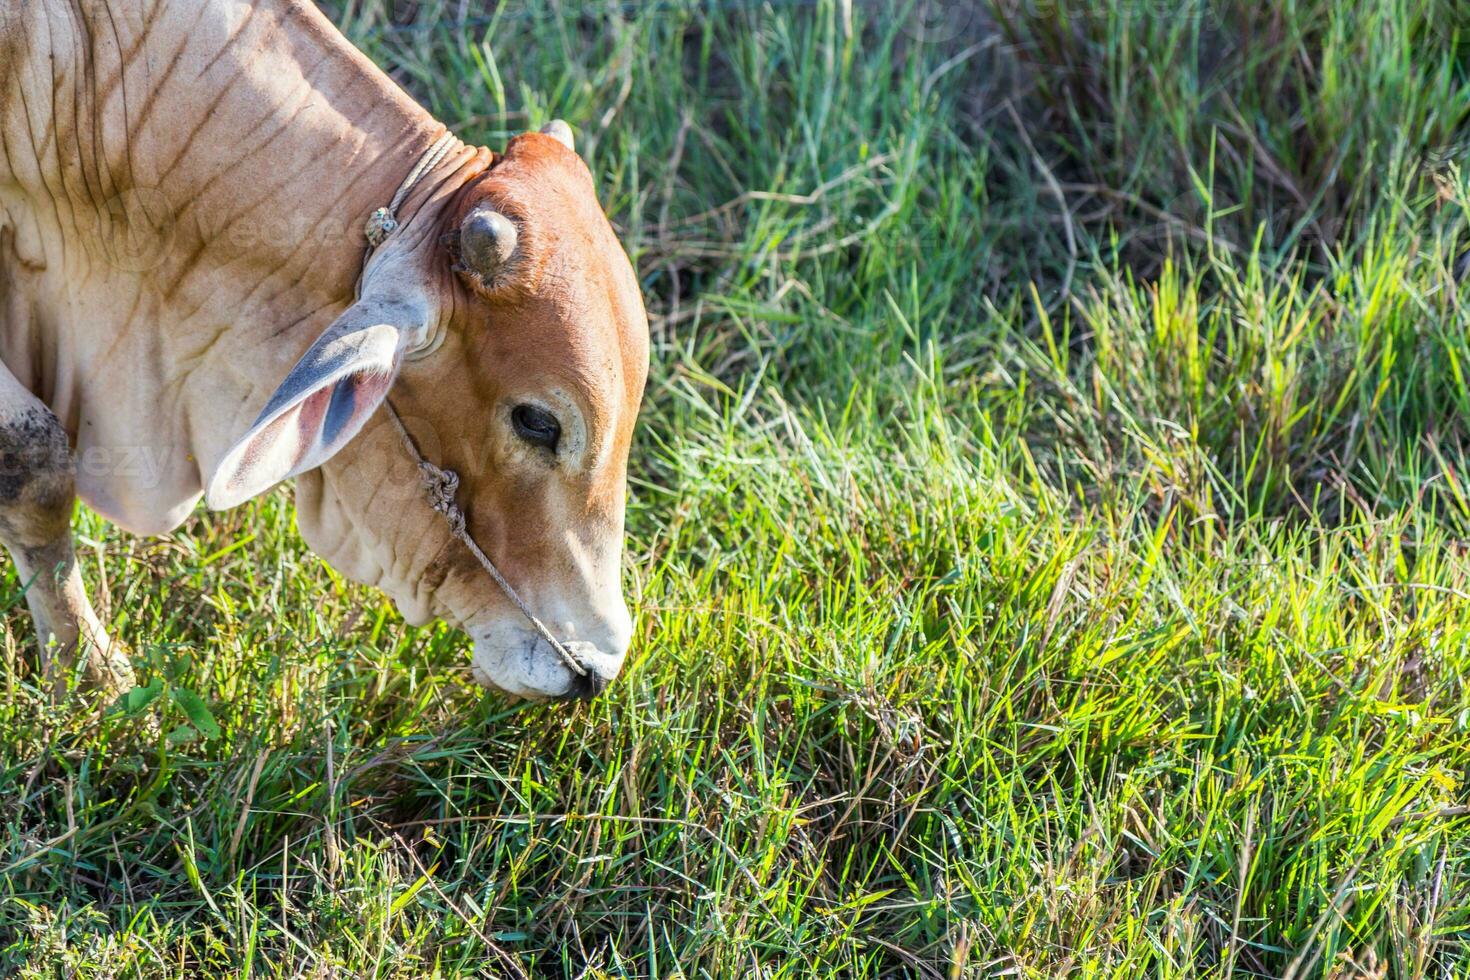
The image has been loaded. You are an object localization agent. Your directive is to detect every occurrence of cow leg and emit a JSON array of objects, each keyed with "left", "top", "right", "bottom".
[{"left": 0, "top": 369, "right": 133, "bottom": 696}]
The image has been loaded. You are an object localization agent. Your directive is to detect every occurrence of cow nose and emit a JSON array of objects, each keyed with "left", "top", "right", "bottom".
[
  {"left": 553, "top": 635, "right": 626, "bottom": 702},
  {"left": 561, "top": 667, "right": 612, "bottom": 702},
  {"left": 470, "top": 627, "right": 627, "bottom": 700}
]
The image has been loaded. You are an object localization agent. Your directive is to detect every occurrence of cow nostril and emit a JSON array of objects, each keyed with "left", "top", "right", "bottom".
[{"left": 562, "top": 668, "right": 611, "bottom": 702}]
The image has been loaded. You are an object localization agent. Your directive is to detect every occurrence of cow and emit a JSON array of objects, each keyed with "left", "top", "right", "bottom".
[{"left": 0, "top": 0, "right": 650, "bottom": 700}]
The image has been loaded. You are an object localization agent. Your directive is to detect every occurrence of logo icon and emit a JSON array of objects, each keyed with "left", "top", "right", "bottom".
[
  {"left": 97, "top": 186, "right": 176, "bottom": 274},
  {"left": 900, "top": 0, "right": 983, "bottom": 45}
]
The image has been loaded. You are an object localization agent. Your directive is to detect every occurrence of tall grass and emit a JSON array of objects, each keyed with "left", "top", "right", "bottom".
[{"left": 2, "top": 0, "right": 1469, "bottom": 976}]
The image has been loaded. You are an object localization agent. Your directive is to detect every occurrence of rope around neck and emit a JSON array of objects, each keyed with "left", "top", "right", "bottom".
[
  {"left": 359, "top": 131, "right": 589, "bottom": 680},
  {"left": 364, "top": 132, "right": 457, "bottom": 248}
]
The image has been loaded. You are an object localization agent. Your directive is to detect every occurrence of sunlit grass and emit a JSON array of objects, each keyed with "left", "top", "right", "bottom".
[{"left": 3, "top": 0, "right": 1470, "bottom": 976}]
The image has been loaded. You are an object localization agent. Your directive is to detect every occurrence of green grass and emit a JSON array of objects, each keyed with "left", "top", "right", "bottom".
[{"left": 4, "top": 0, "right": 1470, "bottom": 975}]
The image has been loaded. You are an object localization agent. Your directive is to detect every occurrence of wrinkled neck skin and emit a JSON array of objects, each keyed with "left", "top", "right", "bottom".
[
  {"left": 293, "top": 428, "right": 455, "bottom": 628},
  {"left": 0, "top": 0, "right": 480, "bottom": 601}
]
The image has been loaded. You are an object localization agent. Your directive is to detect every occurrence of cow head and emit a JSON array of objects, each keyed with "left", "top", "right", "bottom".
[{"left": 205, "top": 124, "right": 650, "bottom": 700}]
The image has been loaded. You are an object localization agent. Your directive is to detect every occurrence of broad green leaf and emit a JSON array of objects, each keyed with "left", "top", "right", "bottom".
[
  {"left": 122, "top": 678, "right": 164, "bottom": 714},
  {"left": 172, "top": 688, "right": 222, "bottom": 739}
]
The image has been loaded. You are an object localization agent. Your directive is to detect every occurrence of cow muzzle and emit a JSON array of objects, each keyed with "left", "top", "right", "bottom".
[{"left": 469, "top": 616, "right": 630, "bottom": 701}]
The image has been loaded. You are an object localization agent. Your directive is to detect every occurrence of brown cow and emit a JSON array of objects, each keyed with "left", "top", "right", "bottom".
[{"left": 0, "top": 0, "right": 650, "bottom": 699}]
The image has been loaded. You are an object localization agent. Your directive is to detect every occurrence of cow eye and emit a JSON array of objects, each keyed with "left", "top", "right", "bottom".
[{"left": 511, "top": 404, "right": 561, "bottom": 451}]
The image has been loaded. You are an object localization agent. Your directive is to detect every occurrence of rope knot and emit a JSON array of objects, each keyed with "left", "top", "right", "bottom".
[
  {"left": 417, "top": 461, "right": 466, "bottom": 535},
  {"left": 364, "top": 207, "right": 399, "bottom": 248}
]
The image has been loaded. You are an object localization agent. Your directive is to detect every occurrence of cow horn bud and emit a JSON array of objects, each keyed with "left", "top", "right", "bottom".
[
  {"left": 539, "top": 119, "right": 574, "bottom": 152},
  {"left": 459, "top": 207, "right": 518, "bottom": 280}
]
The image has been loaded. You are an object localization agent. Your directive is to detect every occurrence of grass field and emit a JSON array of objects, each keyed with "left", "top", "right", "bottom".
[{"left": 5, "top": 0, "right": 1470, "bottom": 976}]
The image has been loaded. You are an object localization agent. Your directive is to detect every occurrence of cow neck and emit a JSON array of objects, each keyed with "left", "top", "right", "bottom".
[{"left": 169, "top": 1, "right": 459, "bottom": 465}]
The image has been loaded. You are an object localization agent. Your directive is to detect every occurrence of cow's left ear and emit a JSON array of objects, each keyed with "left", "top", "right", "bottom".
[{"left": 205, "top": 287, "right": 430, "bottom": 510}]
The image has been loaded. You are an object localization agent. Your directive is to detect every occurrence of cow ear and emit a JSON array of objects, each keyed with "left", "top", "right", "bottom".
[{"left": 205, "top": 291, "right": 428, "bottom": 510}]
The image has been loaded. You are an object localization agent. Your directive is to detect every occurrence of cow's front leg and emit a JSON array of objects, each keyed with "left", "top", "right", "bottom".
[{"left": 0, "top": 374, "right": 133, "bottom": 696}]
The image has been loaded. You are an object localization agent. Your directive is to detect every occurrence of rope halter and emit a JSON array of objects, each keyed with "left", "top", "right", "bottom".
[{"left": 358, "top": 131, "right": 589, "bottom": 681}]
